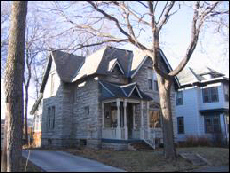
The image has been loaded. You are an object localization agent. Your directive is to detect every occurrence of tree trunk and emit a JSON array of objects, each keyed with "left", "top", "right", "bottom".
[
  {"left": 1, "top": 1, "right": 27, "bottom": 172},
  {"left": 157, "top": 76, "right": 176, "bottom": 159}
]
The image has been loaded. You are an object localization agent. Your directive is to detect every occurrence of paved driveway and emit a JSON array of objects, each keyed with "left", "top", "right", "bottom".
[{"left": 22, "top": 150, "right": 125, "bottom": 172}]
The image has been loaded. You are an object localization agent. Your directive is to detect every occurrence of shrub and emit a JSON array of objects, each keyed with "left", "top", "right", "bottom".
[{"left": 177, "top": 135, "right": 211, "bottom": 148}]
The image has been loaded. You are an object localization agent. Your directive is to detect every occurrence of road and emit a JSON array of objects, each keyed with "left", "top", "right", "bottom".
[
  {"left": 22, "top": 150, "right": 126, "bottom": 172},
  {"left": 191, "top": 166, "right": 229, "bottom": 172}
]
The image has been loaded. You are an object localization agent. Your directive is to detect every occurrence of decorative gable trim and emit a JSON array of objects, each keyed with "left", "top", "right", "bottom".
[
  {"left": 128, "top": 86, "right": 143, "bottom": 98},
  {"left": 130, "top": 56, "right": 148, "bottom": 79},
  {"left": 109, "top": 59, "right": 125, "bottom": 74},
  {"left": 99, "top": 81, "right": 115, "bottom": 96}
]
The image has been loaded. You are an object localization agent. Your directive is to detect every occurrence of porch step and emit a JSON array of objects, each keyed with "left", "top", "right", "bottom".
[{"left": 129, "top": 142, "right": 154, "bottom": 151}]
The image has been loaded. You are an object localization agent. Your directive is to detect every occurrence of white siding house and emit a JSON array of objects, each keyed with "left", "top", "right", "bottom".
[{"left": 175, "top": 67, "right": 229, "bottom": 143}]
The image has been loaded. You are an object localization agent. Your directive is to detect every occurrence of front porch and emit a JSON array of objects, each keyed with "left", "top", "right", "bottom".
[
  {"left": 99, "top": 80, "right": 163, "bottom": 149},
  {"left": 101, "top": 98, "right": 163, "bottom": 148},
  {"left": 102, "top": 98, "right": 145, "bottom": 140}
]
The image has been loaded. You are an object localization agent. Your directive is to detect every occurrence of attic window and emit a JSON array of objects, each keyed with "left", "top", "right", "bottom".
[
  {"left": 84, "top": 106, "right": 89, "bottom": 115},
  {"left": 109, "top": 59, "right": 124, "bottom": 75}
]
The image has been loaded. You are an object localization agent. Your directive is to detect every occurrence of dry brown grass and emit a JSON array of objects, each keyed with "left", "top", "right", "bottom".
[
  {"left": 65, "top": 147, "right": 229, "bottom": 172},
  {"left": 65, "top": 148, "right": 196, "bottom": 172},
  {"left": 178, "top": 147, "right": 229, "bottom": 166}
]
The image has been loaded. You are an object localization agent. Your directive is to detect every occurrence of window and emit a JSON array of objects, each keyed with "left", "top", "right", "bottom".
[
  {"left": 154, "top": 80, "right": 159, "bottom": 91},
  {"left": 50, "top": 73, "right": 55, "bottom": 95},
  {"left": 177, "top": 117, "right": 184, "bottom": 134},
  {"left": 148, "top": 68, "right": 153, "bottom": 90},
  {"left": 204, "top": 115, "right": 221, "bottom": 134},
  {"left": 84, "top": 106, "right": 89, "bottom": 115},
  {"left": 224, "top": 84, "right": 229, "bottom": 102},
  {"left": 176, "top": 91, "right": 183, "bottom": 105},
  {"left": 149, "top": 111, "right": 161, "bottom": 128},
  {"left": 148, "top": 79, "right": 153, "bottom": 90},
  {"left": 48, "top": 106, "right": 55, "bottom": 129},
  {"left": 202, "top": 87, "right": 219, "bottom": 103},
  {"left": 226, "top": 115, "right": 229, "bottom": 133},
  {"left": 52, "top": 106, "right": 55, "bottom": 129}
]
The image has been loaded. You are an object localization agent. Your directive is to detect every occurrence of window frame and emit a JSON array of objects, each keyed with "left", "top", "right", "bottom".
[
  {"left": 176, "top": 91, "right": 183, "bottom": 105},
  {"left": 177, "top": 117, "right": 184, "bottom": 134},
  {"left": 202, "top": 87, "right": 219, "bottom": 103},
  {"left": 148, "top": 79, "right": 153, "bottom": 90},
  {"left": 204, "top": 114, "right": 221, "bottom": 134}
]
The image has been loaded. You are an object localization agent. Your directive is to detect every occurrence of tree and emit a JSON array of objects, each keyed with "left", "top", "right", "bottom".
[
  {"left": 1, "top": 1, "right": 27, "bottom": 172},
  {"left": 49, "top": 1, "right": 228, "bottom": 159}
]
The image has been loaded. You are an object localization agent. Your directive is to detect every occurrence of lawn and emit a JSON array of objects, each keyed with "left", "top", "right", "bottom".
[{"left": 65, "top": 147, "right": 229, "bottom": 172}]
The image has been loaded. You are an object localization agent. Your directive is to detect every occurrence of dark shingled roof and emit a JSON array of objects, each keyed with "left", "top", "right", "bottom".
[
  {"left": 51, "top": 46, "right": 176, "bottom": 85},
  {"left": 99, "top": 80, "right": 152, "bottom": 101},
  {"left": 51, "top": 50, "right": 85, "bottom": 83}
]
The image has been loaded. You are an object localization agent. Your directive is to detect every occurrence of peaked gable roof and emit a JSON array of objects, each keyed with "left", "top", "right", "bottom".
[
  {"left": 51, "top": 46, "right": 178, "bottom": 85},
  {"left": 99, "top": 80, "right": 152, "bottom": 101},
  {"left": 177, "top": 66, "right": 227, "bottom": 87},
  {"left": 51, "top": 50, "right": 85, "bottom": 83}
]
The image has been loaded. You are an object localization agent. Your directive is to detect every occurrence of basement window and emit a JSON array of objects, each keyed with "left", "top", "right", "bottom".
[{"left": 80, "top": 139, "right": 87, "bottom": 147}]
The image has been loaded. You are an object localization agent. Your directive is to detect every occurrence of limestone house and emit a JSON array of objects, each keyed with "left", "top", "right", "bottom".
[{"left": 31, "top": 46, "right": 179, "bottom": 150}]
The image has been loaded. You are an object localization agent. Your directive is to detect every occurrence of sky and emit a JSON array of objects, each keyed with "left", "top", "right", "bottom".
[{"left": 1, "top": 1, "right": 229, "bottom": 120}]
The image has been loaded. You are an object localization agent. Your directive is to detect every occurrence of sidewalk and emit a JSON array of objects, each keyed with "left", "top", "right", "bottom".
[{"left": 22, "top": 150, "right": 126, "bottom": 172}]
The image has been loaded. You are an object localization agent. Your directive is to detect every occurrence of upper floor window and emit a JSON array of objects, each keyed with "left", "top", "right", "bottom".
[
  {"left": 176, "top": 91, "right": 183, "bottom": 105},
  {"left": 148, "top": 68, "right": 153, "bottom": 90},
  {"left": 202, "top": 87, "right": 219, "bottom": 103},
  {"left": 177, "top": 117, "right": 184, "bottom": 134},
  {"left": 224, "top": 84, "right": 229, "bottom": 102},
  {"left": 148, "top": 79, "right": 153, "bottom": 90}
]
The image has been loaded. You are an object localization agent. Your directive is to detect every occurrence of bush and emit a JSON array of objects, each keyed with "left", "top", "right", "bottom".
[
  {"left": 176, "top": 135, "right": 211, "bottom": 148},
  {"left": 177, "top": 134, "right": 229, "bottom": 148}
]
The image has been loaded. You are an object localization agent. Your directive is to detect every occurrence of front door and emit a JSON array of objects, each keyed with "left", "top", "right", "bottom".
[{"left": 127, "top": 103, "right": 133, "bottom": 139}]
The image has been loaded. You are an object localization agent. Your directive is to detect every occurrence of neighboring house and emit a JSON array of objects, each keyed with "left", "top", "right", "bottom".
[
  {"left": 22, "top": 118, "right": 34, "bottom": 144},
  {"left": 33, "top": 109, "right": 42, "bottom": 147},
  {"left": 33, "top": 46, "right": 179, "bottom": 150},
  {"left": 175, "top": 67, "right": 229, "bottom": 143}
]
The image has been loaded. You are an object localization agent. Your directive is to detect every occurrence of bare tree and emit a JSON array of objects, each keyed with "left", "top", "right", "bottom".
[
  {"left": 48, "top": 1, "right": 228, "bottom": 159},
  {"left": 1, "top": 1, "right": 27, "bottom": 172}
]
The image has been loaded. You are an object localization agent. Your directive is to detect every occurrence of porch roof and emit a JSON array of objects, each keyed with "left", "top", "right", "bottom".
[{"left": 99, "top": 80, "right": 152, "bottom": 101}]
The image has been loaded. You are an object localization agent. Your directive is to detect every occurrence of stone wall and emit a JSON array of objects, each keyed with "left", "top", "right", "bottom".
[
  {"left": 102, "top": 142, "right": 128, "bottom": 150},
  {"left": 72, "top": 77, "right": 101, "bottom": 149}
]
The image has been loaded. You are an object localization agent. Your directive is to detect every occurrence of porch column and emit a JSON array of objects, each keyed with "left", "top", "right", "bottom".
[
  {"left": 116, "top": 98, "right": 121, "bottom": 139},
  {"left": 140, "top": 100, "right": 144, "bottom": 139},
  {"left": 124, "top": 99, "right": 128, "bottom": 140},
  {"left": 147, "top": 101, "right": 150, "bottom": 139},
  {"left": 102, "top": 102, "right": 104, "bottom": 128}
]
